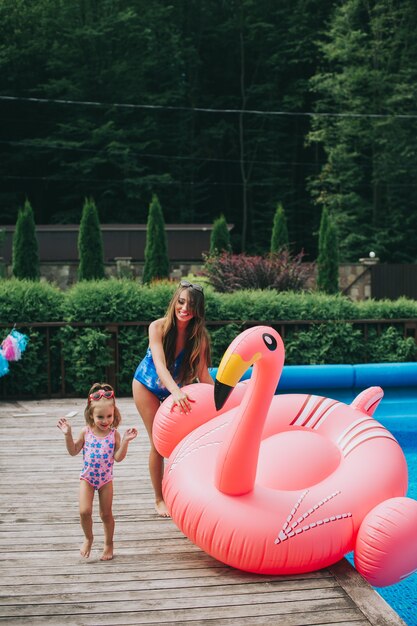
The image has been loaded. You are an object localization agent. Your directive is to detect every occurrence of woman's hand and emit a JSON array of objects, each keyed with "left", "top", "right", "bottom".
[{"left": 170, "top": 389, "right": 194, "bottom": 413}]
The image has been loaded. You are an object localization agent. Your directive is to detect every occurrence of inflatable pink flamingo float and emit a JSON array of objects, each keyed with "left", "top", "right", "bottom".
[{"left": 153, "top": 326, "right": 417, "bottom": 586}]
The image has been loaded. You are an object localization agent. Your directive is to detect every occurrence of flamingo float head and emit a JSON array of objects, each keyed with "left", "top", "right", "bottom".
[{"left": 215, "top": 326, "right": 284, "bottom": 409}]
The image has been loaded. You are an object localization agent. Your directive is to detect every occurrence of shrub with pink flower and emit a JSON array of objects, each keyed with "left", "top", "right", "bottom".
[{"left": 203, "top": 250, "right": 315, "bottom": 292}]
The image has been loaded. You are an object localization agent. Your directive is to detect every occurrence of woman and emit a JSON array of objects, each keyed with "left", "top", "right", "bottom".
[{"left": 132, "top": 281, "right": 213, "bottom": 516}]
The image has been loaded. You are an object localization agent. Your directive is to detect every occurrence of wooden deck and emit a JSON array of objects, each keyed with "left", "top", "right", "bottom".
[{"left": 0, "top": 397, "right": 406, "bottom": 626}]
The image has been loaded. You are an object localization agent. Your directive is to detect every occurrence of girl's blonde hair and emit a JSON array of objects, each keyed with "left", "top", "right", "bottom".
[
  {"left": 162, "top": 283, "right": 211, "bottom": 385},
  {"left": 84, "top": 382, "right": 122, "bottom": 428}
]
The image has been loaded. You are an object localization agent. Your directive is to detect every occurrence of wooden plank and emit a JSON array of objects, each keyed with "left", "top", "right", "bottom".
[
  {"left": 0, "top": 575, "right": 337, "bottom": 595},
  {"left": 1, "top": 580, "right": 342, "bottom": 605},
  {"left": 0, "top": 607, "right": 369, "bottom": 626},
  {"left": 0, "top": 596, "right": 353, "bottom": 619}
]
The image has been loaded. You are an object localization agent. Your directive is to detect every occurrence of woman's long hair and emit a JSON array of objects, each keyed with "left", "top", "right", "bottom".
[{"left": 162, "top": 284, "right": 211, "bottom": 385}]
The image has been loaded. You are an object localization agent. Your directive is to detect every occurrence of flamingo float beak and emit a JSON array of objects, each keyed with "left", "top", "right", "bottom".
[
  {"left": 214, "top": 379, "right": 234, "bottom": 411},
  {"left": 215, "top": 350, "right": 258, "bottom": 410}
]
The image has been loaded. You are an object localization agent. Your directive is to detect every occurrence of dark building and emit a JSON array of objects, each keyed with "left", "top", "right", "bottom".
[{"left": 0, "top": 223, "right": 233, "bottom": 263}]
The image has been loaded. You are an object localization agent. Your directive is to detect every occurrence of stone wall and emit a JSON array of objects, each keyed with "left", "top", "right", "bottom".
[
  {"left": 339, "top": 263, "right": 373, "bottom": 300},
  {"left": 0, "top": 259, "right": 204, "bottom": 290}
]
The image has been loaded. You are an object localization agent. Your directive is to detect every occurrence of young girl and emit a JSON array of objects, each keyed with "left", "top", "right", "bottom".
[
  {"left": 57, "top": 382, "right": 138, "bottom": 560},
  {"left": 132, "top": 280, "right": 213, "bottom": 517}
]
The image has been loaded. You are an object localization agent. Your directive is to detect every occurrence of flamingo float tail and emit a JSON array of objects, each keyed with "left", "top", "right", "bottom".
[
  {"left": 214, "top": 328, "right": 285, "bottom": 497},
  {"left": 350, "top": 386, "right": 384, "bottom": 416}
]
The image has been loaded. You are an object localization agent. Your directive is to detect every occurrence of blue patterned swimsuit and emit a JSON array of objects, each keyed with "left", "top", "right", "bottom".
[
  {"left": 134, "top": 346, "right": 184, "bottom": 401},
  {"left": 80, "top": 427, "right": 115, "bottom": 490}
]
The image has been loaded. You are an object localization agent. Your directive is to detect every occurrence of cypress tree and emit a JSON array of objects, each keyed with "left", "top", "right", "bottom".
[
  {"left": 317, "top": 206, "right": 339, "bottom": 294},
  {"left": 270, "top": 202, "right": 289, "bottom": 253},
  {"left": 210, "top": 214, "right": 232, "bottom": 255},
  {"left": 142, "top": 194, "right": 169, "bottom": 284},
  {"left": 12, "top": 199, "right": 40, "bottom": 280},
  {"left": 77, "top": 197, "right": 105, "bottom": 281}
]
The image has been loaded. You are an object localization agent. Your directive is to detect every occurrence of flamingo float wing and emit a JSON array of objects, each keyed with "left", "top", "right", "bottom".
[{"left": 355, "top": 497, "right": 417, "bottom": 587}]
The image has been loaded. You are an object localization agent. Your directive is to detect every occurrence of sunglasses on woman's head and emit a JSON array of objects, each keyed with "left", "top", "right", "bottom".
[
  {"left": 180, "top": 280, "right": 203, "bottom": 292},
  {"left": 88, "top": 389, "right": 115, "bottom": 402}
]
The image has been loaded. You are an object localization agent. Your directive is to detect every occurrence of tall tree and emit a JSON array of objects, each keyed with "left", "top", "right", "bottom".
[
  {"left": 309, "top": 0, "right": 417, "bottom": 262},
  {"left": 317, "top": 206, "right": 339, "bottom": 294},
  {"left": 270, "top": 202, "right": 289, "bottom": 253},
  {"left": 210, "top": 214, "right": 232, "bottom": 255},
  {"left": 0, "top": 0, "right": 338, "bottom": 259},
  {"left": 0, "top": 0, "right": 190, "bottom": 224},
  {"left": 12, "top": 199, "right": 40, "bottom": 280},
  {"left": 78, "top": 197, "right": 105, "bottom": 280},
  {"left": 142, "top": 194, "right": 169, "bottom": 284}
]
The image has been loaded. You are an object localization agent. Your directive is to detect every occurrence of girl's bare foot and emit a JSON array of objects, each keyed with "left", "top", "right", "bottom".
[
  {"left": 80, "top": 537, "right": 93, "bottom": 558},
  {"left": 100, "top": 542, "right": 114, "bottom": 561},
  {"left": 155, "top": 499, "right": 170, "bottom": 517}
]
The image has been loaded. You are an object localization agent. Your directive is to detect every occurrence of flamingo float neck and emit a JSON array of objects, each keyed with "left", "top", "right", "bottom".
[{"left": 214, "top": 328, "right": 285, "bottom": 496}]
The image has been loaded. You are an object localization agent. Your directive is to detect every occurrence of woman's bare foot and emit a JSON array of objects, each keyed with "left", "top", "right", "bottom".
[
  {"left": 80, "top": 537, "right": 93, "bottom": 558},
  {"left": 100, "top": 542, "right": 114, "bottom": 561},
  {"left": 155, "top": 499, "right": 170, "bottom": 517}
]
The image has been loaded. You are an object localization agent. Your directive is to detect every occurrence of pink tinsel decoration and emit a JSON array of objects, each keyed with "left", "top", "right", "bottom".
[{"left": 1, "top": 335, "right": 20, "bottom": 361}]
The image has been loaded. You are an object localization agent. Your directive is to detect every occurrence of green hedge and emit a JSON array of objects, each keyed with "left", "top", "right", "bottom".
[
  {"left": 0, "top": 280, "right": 64, "bottom": 395},
  {"left": 1, "top": 279, "right": 416, "bottom": 396},
  {"left": 0, "top": 279, "right": 64, "bottom": 322}
]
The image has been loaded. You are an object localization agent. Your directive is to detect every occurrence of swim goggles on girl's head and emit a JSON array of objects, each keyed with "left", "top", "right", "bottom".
[
  {"left": 88, "top": 389, "right": 115, "bottom": 402},
  {"left": 180, "top": 280, "right": 203, "bottom": 292}
]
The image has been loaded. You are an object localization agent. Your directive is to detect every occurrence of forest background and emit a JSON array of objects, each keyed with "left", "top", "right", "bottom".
[{"left": 1, "top": 0, "right": 417, "bottom": 264}]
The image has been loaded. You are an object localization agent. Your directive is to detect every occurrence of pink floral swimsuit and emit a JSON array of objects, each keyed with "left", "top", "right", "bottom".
[{"left": 80, "top": 427, "right": 115, "bottom": 490}]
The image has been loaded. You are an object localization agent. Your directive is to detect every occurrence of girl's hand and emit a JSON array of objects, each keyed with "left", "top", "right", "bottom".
[
  {"left": 57, "top": 417, "right": 71, "bottom": 435},
  {"left": 170, "top": 389, "right": 195, "bottom": 414},
  {"left": 123, "top": 427, "right": 138, "bottom": 442}
]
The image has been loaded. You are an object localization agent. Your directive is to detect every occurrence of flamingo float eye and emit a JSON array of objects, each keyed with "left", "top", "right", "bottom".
[{"left": 262, "top": 333, "right": 277, "bottom": 351}]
